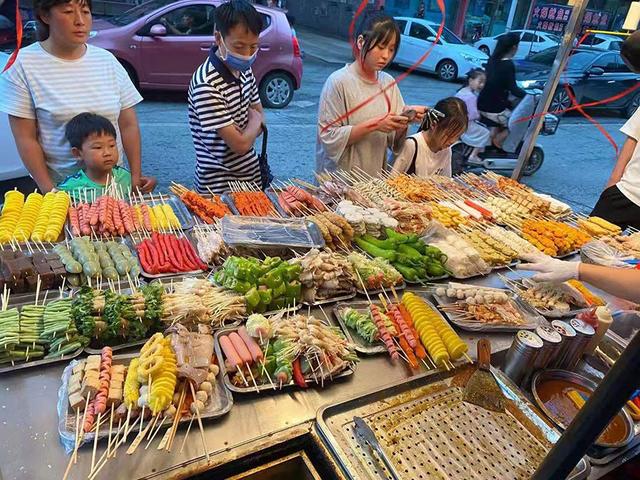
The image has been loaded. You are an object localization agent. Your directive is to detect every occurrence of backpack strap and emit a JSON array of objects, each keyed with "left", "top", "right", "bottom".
[{"left": 407, "top": 136, "right": 418, "bottom": 176}]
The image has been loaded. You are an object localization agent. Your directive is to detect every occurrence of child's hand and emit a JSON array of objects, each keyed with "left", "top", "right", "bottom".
[{"left": 135, "top": 176, "right": 157, "bottom": 194}]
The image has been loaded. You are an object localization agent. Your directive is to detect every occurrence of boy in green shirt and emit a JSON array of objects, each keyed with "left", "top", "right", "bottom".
[{"left": 57, "top": 113, "right": 156, "bottom": 200}]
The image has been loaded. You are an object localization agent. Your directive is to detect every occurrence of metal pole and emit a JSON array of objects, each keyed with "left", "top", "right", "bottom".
[
  {"left": 505, "top": 0, "right": 518, "bottom": 30},
  {"left": 532, "top": 330, "right": 640, "bottom": 479},
  {"left": 512, "top": 0, "right": 589, "bottom": 180}
]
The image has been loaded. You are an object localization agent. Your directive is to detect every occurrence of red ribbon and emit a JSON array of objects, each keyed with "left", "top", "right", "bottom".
[{"left": 2, "top": 0, "right": 22, "bottom": 73}]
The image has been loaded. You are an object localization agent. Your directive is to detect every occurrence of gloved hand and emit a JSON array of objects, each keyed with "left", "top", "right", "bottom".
[{"left": 517, "top": 253, "right": 580, "bottom": 283}]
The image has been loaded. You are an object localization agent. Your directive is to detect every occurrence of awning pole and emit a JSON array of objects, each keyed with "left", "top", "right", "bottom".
[{"left": 512, "top": 0, "right": 590, "bottom": 180}]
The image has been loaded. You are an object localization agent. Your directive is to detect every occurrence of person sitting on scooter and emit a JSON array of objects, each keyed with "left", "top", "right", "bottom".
[
  {"left": 455, "top": 68, "right": 491, "bottom": 164},
  {"left": 391, "top": 97, "right": 467, "bottom": 177},
  {"left": 477, "top": 32, "right": 526, "bottom": 149}
]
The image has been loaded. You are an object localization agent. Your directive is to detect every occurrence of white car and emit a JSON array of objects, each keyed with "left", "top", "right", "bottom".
[
  {"left": 0, "top": 52, "right": 28, "bottom": 182},
  {"left": 581, "top": 33, "right": 624, "bottom": 51},
  {"left": 474, "top": 29, "right": 562, "bottom": 59},
  {"left": 394, "top": 17, "right": 488, "bottom": 81}
]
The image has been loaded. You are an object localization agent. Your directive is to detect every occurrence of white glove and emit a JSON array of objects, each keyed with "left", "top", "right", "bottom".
[{"left": 517, "top": 253, "right": 580, "bottom": 283}]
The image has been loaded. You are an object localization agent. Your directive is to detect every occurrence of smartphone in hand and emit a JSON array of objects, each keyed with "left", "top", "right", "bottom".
[{"left": 401, "top": 109, "right": 417, "bottom": 122}]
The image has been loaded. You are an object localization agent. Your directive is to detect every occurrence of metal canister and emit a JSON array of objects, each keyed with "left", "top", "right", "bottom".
[
  {"left": 504, "top": 330, "right": 544, "bottom": 386},
  {"left": 533, "top": 325, "right": 563, "bottom": 370},
  {"left": 560, "top": 318, "right": 596, "bottom": 370},
  {"left": 550, "top": 320, "right": 577, "bottom": 369}
]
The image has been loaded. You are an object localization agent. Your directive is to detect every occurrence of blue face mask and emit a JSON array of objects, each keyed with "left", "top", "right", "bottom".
[{"left": 220, "top": 37, "right": 258, "bottom": 71}]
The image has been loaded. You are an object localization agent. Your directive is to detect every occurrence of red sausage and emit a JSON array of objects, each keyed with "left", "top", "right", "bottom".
[
  {"left": 237, "top": 326, "right": 264, "bottom": 362},
  {"left": 89, "top": 200, "right": 100, "bottom": 227},
  {"left": 219, "top": 335, "right": 242, "bottom": 371},
  {"left": 229, "top": 332, "right": 253, "bottom": 365},
  {"left": 182, "top": 237, "right": 207, "bottom": 270}
]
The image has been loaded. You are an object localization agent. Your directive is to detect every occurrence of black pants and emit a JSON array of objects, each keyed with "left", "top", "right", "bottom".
[{"left": 591, "top": 185, "right": 640, "bottom": 230}]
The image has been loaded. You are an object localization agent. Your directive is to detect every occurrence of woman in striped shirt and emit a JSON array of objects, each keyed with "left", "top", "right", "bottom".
[{"left": 0, "top": 0, "right": 154, "bottom": 193}]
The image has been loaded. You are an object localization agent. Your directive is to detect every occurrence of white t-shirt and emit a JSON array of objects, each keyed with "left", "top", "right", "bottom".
[
  {"left": 391, "top": 132, "right": 452, "bottom": 177},
  {"left": 618, "top": 108, "right": 640, "bottom": 206},
  {"left": 0, "top": 43, "right": 143, "bottom": 184},
  {"left": 316, "top": 64, "right": 405, "bottom": 176}
]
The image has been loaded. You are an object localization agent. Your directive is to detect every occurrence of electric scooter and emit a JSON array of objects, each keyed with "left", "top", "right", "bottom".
[{"left": 451, "top": 90, "right": 560, "bottom": 176}]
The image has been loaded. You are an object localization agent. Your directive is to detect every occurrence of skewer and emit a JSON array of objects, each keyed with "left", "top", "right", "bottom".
[
  {"left": 166, "top": 381, "right": 187, "bottom": 451},
  {"left": 106, "top": 403, "right": 115, "bottom": 456},
  {"left": 91, "top": 411, "right": 102, "bottom": 471},
  {"left": 145, "top": 415, "right": 167, "bottom": 449},
  {"left": 88, "top": 416, "right": 141, "bottom": 480},
  {"left": 245, "top": 363, "right": 260, "bottom": 393},
  {"left": 189, "top": 381, "right": 210, "bottom": 462},
  {"left": 126, "top": 415, "right": 156, "bottom": 455},
  {"left": 179, "top": 414, "right": 196, "bottom": 453},
  {"left": 110, "top": 417, "right": 122, "bottom": 459}
]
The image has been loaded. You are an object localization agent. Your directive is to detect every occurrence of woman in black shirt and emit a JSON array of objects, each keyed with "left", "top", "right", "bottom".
[{"left": 478, "top": 32, "right": 526, "bottom": 148}]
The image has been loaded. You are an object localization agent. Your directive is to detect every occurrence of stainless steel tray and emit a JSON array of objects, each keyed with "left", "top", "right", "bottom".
[
  {"left": 84, "top": 339, "right": 147, "bottom": 355},
  {"left": 555, "top": 250, "right": 580, "bottom": 260},
  {"left": 123, "top": 235, "right": 206, "bottom": 280},
  {"left": 209, "top": 269, "right": 302, "bottom": 317},
  {"left": 221, "top": 192, "right": 280, "bottom": 218},
  {"left": 265, "top": 190, "right": 294, "bottom": 218},
  {"left": 214, "top": 326, "right": 354, "bottom": 394},
  {"left": 131, "top": 193, "right": 195, "bottom": 231},
  {"left": 0, "top": 294, "right": 84, "bottom": 374},
  {"left": 432, "top": 294, "right": 546, "bottom": 332},
  {"left": 356, "top": 280, "right": 406, "bottom": 297},
  {"left": 332, "top": 301, "right": 386, "bottom": 355},
  {"left": 505, "top": 279, "right": 590, "bottom": 319},
  {"left": 0, "top": 346, "right": 84, "bottom": 375},
  {"left": 316, "top": 367, "right": 590, "bottom": 480},
  {"left": 58, "top": 352, "right": 233, "bottom": 445},
  {"left": 301, "top": 291, "right": 357, "bottom": 307},
  {"left": 354, "top": 245, "right": 450, "bottom": 284}
]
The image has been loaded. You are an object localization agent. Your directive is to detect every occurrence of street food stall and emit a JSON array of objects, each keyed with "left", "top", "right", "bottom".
[{"left": 0, "top": 170, "right": 638, "bottom": 480}]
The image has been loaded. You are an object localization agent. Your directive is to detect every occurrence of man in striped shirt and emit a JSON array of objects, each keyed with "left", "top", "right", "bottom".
[{"left": 188, "top": 0, "right": 265, "bottom": 194}]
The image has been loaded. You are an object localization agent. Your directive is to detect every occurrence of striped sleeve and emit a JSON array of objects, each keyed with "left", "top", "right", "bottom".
[
  {"left": 250, "top": 75, "right": 260, "bottom": 106},
  {"left": 114, "top": 60, "right": 143, "bottom": 110},
  {"left": 190, "top": 82, "right": 234, "bottom": 132},
  {"left": 0, "top": 64, "right": 36, "bottom": 119}
]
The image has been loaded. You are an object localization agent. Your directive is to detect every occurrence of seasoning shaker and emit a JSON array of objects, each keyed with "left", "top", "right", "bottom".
[
  {"left": 533, "top": 325, "right": 563, "bottom": 370},
  {"left": 551, "top": 320, "right": 577, "bottom": 369},
  {"left": 503, "top": 330, "right": 544, "bottom": 387}
]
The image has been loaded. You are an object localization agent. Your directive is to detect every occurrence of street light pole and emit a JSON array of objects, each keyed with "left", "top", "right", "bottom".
[{"left": 511, "top": 0, "right": 590, "bottom": 180}]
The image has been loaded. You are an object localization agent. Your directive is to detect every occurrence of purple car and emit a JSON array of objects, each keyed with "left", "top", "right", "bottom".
[{"left": 89, "top": 0, "right": 302, "bottom": 108}]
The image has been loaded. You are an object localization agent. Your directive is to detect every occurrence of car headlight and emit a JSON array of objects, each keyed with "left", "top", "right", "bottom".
[
  {"left": 461, "top": 54, "right": 482, "bottom": 63},
  {"left": 89, "top": 31, "right": 98, "bottom": 38},
  {"left": 518, "top": 79, "right": 543, "bottom": 89}
]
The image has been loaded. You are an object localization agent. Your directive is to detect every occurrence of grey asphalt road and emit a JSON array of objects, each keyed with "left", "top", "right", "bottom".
[{"left": 137, "top": 57, "right": 627, "bottom": 213}]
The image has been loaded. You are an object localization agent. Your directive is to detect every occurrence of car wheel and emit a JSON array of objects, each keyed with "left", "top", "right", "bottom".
[
  {"left": 523, "top": 146, "right": 544, "bottom": 176},
  {"left": 437, "top": 60, "right": 458, "bottom": 82},
  {"left": 550, "top": 88, "right": 571, "bottom": 115},
  {"left": 626, "top": 92, "right": 640, "bottom": 118},
  {"left": 259, "top": 72, "right": 294, "bottom": 109},
  {"left": 479, "top": 45, "right": 490, "bottom": 55}
]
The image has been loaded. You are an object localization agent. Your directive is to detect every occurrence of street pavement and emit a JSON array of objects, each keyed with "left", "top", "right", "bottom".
[{"left": 138, "top": 56, "right": 627, "bottom": 213}]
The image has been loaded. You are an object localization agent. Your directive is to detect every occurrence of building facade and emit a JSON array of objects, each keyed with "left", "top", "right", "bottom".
[{"left": 287, "top": 0, "right": 632, "bottom": 41}]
